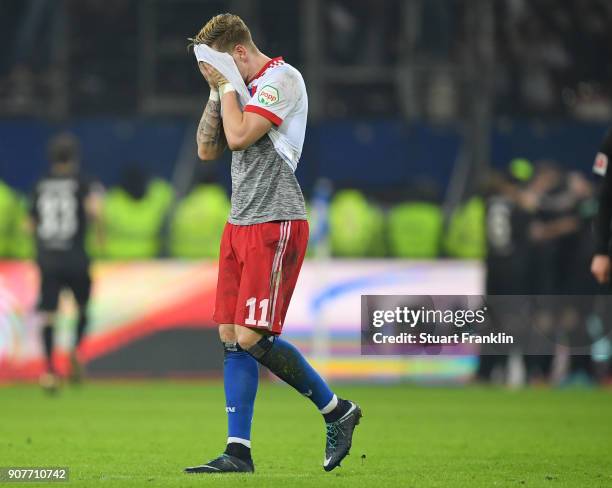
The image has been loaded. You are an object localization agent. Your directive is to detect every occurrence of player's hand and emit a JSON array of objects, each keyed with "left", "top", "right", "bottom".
[
  {"left": 201, "top": 63, "right": 229, "bottom": 89},
  {"left": 198, "top": 62, "right": 216, "bottom": 91},
  {"left": 591, "top": 254, "right": 611, "bottom": 284}
]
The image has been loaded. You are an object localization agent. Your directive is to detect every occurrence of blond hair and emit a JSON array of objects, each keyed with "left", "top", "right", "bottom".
[{"left": 188, "top": 13, "right": 254, "bottom": 52}]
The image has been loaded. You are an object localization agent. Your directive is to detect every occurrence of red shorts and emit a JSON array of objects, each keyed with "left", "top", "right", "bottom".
[{"left": 213, "top": 220, "right": 308, "bottom": 334}]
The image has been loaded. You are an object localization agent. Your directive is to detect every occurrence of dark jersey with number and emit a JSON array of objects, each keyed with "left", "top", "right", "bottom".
[
  {"left": 593, "top": 128, "right": 612, "bottom": 255},
  {"left": 31, "top": 173, "right": 92, "bottom": 268},
  {"left": 485, "top": 195, "right": 531, "bottom": 294}
]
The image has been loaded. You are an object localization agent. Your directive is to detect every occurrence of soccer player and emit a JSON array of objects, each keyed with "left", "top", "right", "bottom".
[
  {"left": 31, "top": 133, "right": 102, "bottom": 391},
  {"left": 184, "top": 14, "right": 361, "bottom": 474},
  {"left": 479, "top": 169, "right": 532, "bottom": 382},
  {"left": 591, "top": 129, "right": 612, "bottom": 285}
]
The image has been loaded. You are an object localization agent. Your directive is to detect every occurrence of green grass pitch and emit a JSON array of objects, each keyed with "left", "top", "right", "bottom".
[{"left": 1, "top": 382, "right": 611, "bottom": 487}]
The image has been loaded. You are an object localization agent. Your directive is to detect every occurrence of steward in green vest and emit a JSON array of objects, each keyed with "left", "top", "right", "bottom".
[
  {"left": 0, "top": 180, "right": 17, "bottom": 257},
  {"left": 388, "top": 202, "right": 443, "bottom": 258},
  {"left": 170, "top": 184, "right": 230, "bottom": 258},
  {"left": 445, "top": 196, "right": 486, "bottom": 259},
  {"left": 9, "top": 195, "right": 35, "bottom": 259},
  {"left": 102, "top": 166, "right": 173, "bottom": 259},
  {"left": 329, "top": 189, "right": 384, "bottom": 257}
]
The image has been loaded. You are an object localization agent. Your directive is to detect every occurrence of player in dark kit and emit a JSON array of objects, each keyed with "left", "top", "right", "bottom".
[
  {"left": 479, "top": 168, "right": 533, "bottom": 382},
  {"left": 31, "top": 133, "right": 102, "bottom": 391},
  {"left": 591, "top": 129, "right": 612, "bottom": 285}
]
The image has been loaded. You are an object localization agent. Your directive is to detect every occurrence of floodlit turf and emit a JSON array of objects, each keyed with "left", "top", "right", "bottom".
[{"left": 1, "top": 382, "right": 611, "bottom": 487}]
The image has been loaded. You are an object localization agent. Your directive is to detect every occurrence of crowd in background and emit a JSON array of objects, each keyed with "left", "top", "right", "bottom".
[
  {"left": 495, "top": 0, "right": 612, "bottom": 118},
  {"left": 0, "top": 166, "right": 468, "bottom": 261},
  {"left": 1, "top": 0, "right": 612, "bottom": 119},
  {"left": 0, "top": 151, "right": 605, "bottom": 271}
]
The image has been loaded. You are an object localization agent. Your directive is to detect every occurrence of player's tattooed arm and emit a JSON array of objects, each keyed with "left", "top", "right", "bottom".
[
  {"left": 201, "top": 63, "right": 272, "bottom": 151},
  {"left": 196, "top": 98, "right": 227, "bottom": 160}
]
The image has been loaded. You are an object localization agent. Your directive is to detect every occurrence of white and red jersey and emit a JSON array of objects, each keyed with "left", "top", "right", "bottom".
[{"left": 244, "top": 57, "right": 308, "bottom": 172}]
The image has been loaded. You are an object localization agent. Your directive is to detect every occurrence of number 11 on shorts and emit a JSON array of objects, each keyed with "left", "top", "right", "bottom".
[{"left": 245, "top": 297, "right": 270, "bottom": 328}]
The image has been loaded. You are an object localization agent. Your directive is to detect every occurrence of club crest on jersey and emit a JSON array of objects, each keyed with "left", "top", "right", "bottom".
[
  {"left": 258, "top": 85, "right": 279, "bottom": 106},
  {"left": 593, "top": 152, "right": 608, "bottom": 176}
]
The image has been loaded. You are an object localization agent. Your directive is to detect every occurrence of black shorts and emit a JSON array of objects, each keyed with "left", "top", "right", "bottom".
[{"left": 38, "top": 264, "right": 92, "bottom": 312}]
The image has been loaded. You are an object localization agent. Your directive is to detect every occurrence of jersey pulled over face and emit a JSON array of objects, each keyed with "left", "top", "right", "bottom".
[
  {"left": 228, "top": 57, "right": 307, "bottom": 225},
  {"left": 31, "top": 173, "right": 93, "bottom": 265}
]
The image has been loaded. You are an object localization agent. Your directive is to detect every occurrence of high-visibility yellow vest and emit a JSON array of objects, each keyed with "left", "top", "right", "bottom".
[
  {"left": 10, "top": 195, "right": 35, "bottom": 259},
  {"left": 102, "top": 179, "right": 173, "bottom": 259},
  {"left": 0, "top": 181, "right": 16, "bottom": 257},
  {"left": 388, "top": 202, "right": 443, "bottom": 258},
  {"left": 169, "top": 184, "right": 230, "bottom": 258},
  {"left": 445, "top": 196, "right": 486, "bottom": 259},
  {"left": 329, "top": 190, "right": 382, "bottom": 257}
]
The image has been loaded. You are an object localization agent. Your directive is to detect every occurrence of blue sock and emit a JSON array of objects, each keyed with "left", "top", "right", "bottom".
[
  {"left": 223, "top": 342, "right": 258, "bottom": 454},
  {"left": 247, "top": 336, "right": 337, "bottom": 413}
]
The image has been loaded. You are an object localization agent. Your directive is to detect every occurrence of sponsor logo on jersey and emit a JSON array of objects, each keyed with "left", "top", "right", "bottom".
[
  {"left": 225, "top": 406, "right": 236, "bottom": 413},
  {"left": 258, "top": 85, "right": 280, "bottom": 106},
  {"left": 593, "top": 152, "right": 608, "bottom": 176}
]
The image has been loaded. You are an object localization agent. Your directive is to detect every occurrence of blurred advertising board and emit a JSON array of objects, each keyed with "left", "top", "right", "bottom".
[{"left": 0, "top": 260, "right": 482, "bottom": 382}]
